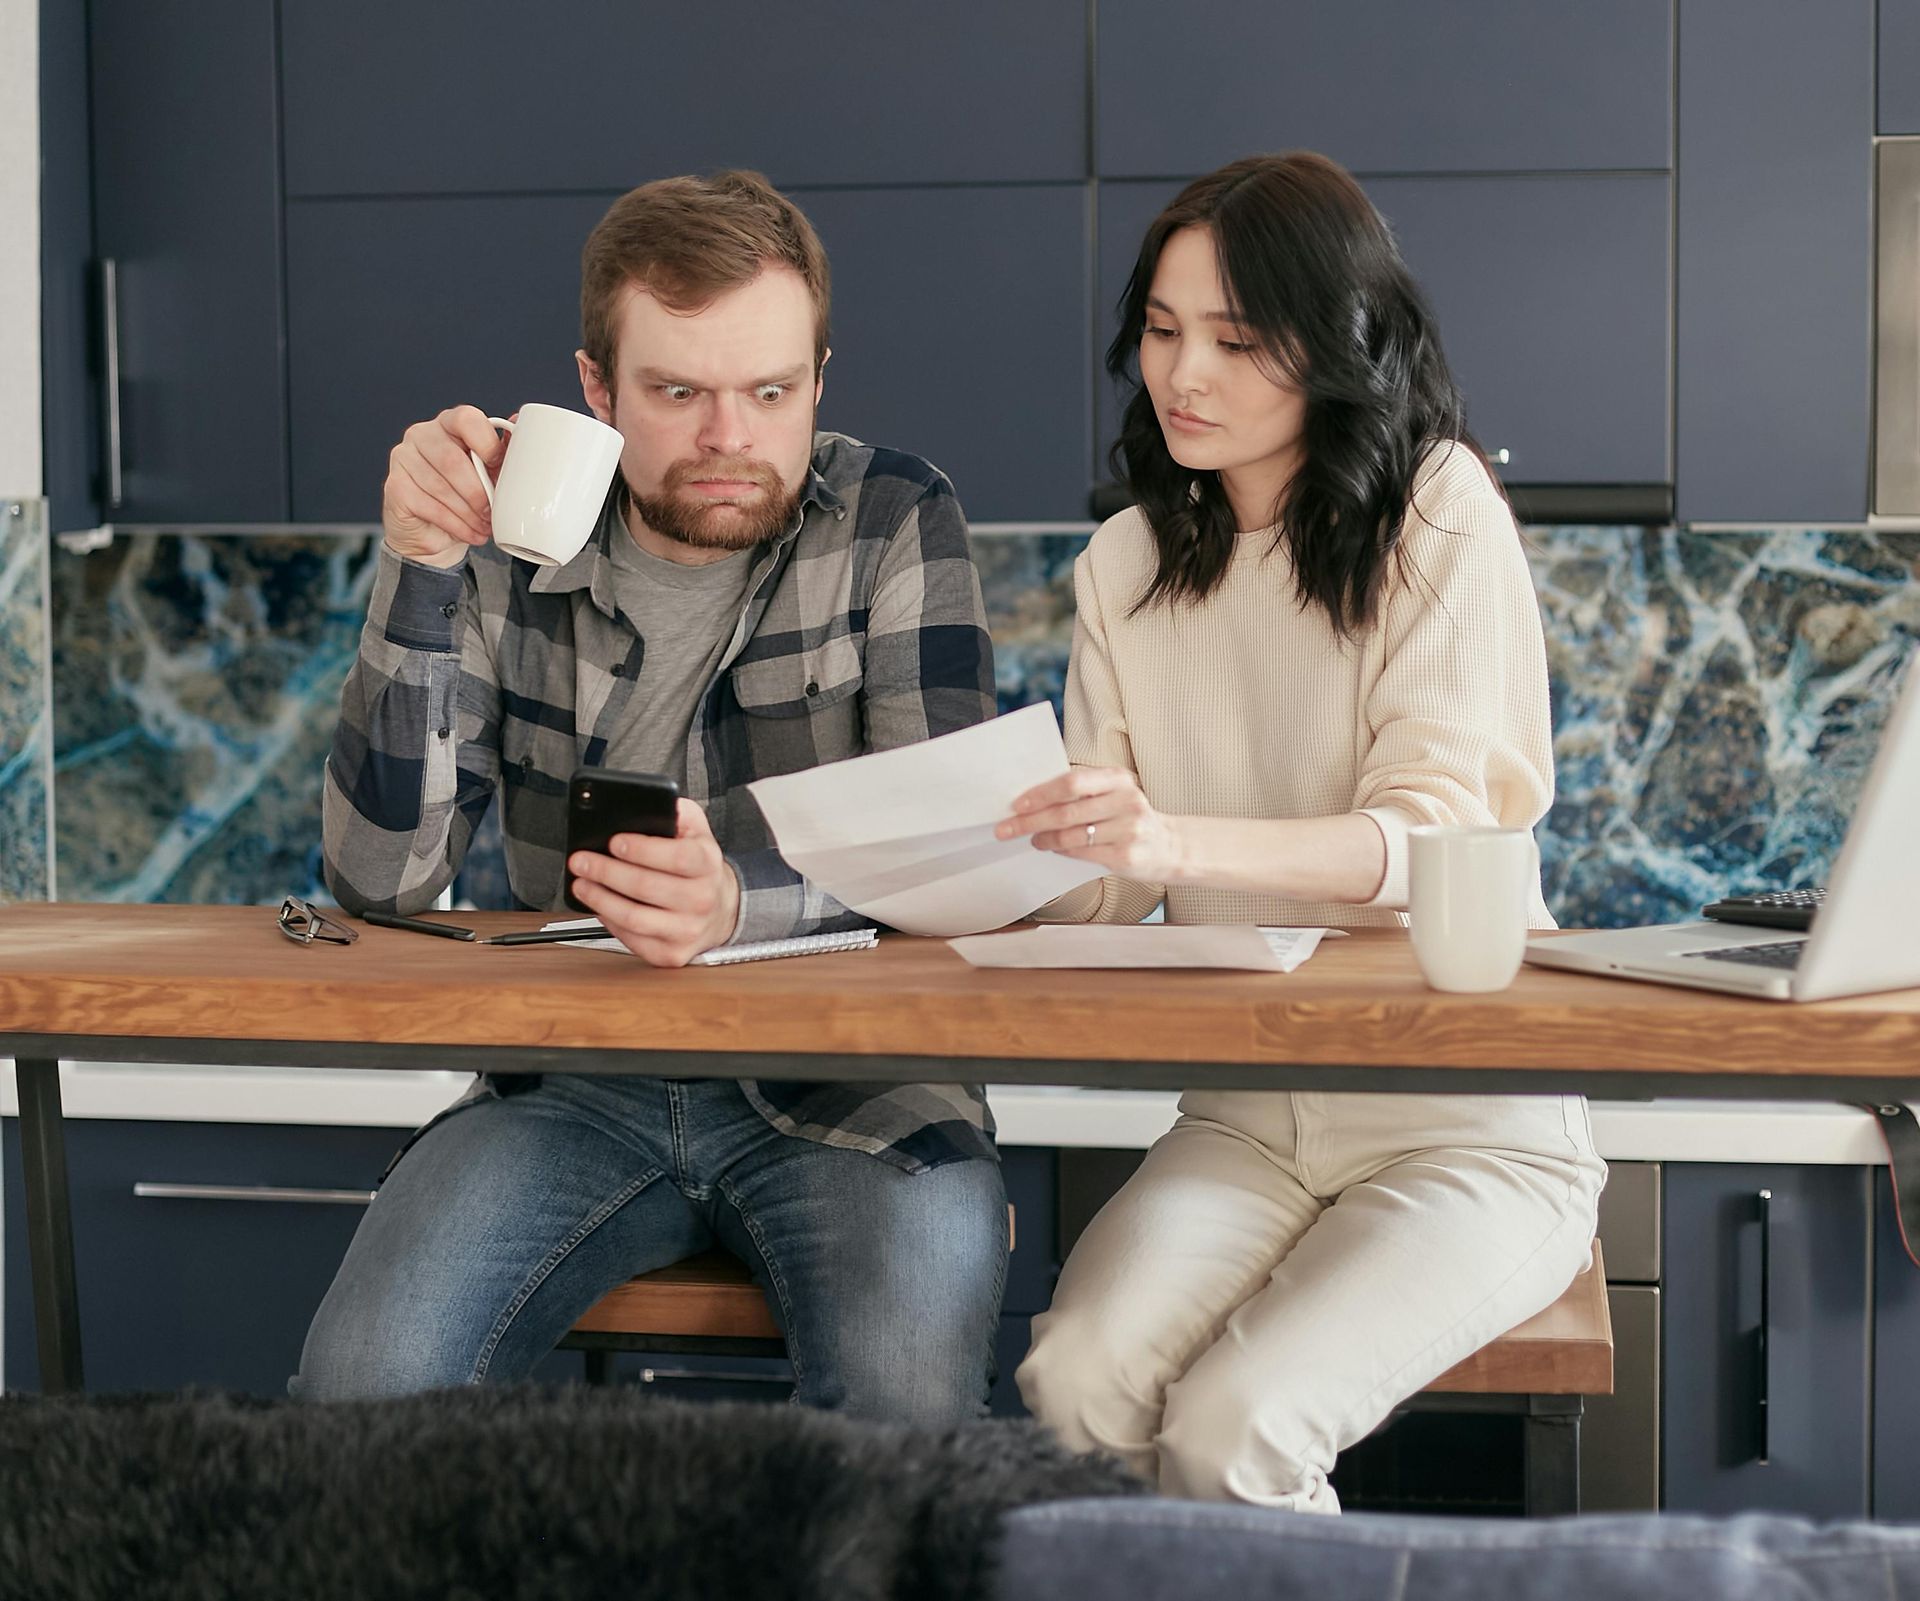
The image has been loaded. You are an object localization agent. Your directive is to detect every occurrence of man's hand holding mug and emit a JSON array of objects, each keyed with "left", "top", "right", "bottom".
[{"left": 382, "top": 404, "right": 625, "bottom": 569}]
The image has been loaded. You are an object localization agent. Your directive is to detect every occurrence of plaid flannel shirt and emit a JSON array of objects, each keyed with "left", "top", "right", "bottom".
[{"left": 324, "top": 432, "right": 998, "bottom": 1172}]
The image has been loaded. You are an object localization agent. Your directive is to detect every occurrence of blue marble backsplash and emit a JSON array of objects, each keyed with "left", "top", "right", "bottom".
[
  {"left": 0, "top": 500, "right": 52, "bottom": 903},
  {"left": 26, "top": 524, "right": 1920, "bottom": 929}
]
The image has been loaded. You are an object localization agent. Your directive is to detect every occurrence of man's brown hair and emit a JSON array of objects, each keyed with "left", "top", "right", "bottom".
[{"left": 580, "top": 169, "right": 831, "bottom": 390}]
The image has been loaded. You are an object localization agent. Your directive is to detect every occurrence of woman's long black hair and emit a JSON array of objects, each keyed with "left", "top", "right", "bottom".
[{"left": 1110, "top": 151, "right": 1493, "bottom": 636}]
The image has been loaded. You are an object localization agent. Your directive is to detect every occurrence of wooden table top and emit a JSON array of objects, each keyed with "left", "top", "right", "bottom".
[{"left": 1, "top": 903, "right": 1917, "bottom": 1089}]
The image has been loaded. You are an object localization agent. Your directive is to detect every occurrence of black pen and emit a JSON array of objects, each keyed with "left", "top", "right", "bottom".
[
  {"left": 363, "top": 910, "right": 478, "bottom": 942},
  {"left": 486, "top": 925, "right": 610, "bottom": 946}
]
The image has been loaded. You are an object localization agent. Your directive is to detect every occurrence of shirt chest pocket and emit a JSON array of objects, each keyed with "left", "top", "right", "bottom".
[{"left": 730, "top": 635, "right": 864, "bottom": 719}]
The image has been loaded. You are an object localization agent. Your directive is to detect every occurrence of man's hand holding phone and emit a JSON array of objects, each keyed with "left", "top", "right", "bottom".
[{"left": 566, "top": 780, "right": 742, "bottom": 968}]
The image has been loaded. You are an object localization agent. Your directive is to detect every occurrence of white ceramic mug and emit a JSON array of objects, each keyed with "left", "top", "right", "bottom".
[
  {"left": 1407, "top": 825, "right": 1539, "bottom": 993},
  {"left": 467, "top": 403, "right": 626, "bottom": 566}
]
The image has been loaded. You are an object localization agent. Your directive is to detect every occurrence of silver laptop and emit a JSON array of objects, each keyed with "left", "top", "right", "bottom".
[{"left": 1524, "top": 653, "right": 1920, "bottom": 1002}]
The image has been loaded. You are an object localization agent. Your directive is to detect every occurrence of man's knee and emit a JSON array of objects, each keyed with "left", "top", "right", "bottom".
[
  {"left": 292, "top": 1280, "right": 489, "bottom": 1401},
  {"left": 797, "top": 1300, "right": 995, "bottom": 1425}
]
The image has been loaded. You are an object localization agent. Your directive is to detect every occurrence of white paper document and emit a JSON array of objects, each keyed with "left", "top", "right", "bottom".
[
  {"left": 744, "top": 702, "right": 1105, "bottom": 937},
  {"left": 947, "top": 924, "right": 1344, "bottom": 972}
]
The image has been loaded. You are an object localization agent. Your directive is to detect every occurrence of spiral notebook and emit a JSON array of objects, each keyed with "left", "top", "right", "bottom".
[
  {"left": 689, "top": 928, "right": 878, "bottom": 966},
  {"left": 532, "top": 919, "right": 878, "bottom": 965}
]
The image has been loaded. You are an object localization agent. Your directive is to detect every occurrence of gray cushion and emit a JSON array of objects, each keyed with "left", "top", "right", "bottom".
[{"left": 995, "top": 1498, "right": 1920, "bottom": 1601}]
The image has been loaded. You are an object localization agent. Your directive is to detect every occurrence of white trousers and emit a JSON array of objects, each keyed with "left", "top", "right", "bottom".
[{"left": 1016, "top": 1090, "right": 1605, "bottom": 1512}]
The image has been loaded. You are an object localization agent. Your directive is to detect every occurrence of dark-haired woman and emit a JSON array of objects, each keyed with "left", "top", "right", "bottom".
[{"left": 1000, "top": 152, "right": 1604, "bottom": 1511}]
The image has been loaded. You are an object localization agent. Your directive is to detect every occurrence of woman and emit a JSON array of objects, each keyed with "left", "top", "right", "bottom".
[{"left": 1000, "top": 152, "right": 1604, "bottom": 1512}]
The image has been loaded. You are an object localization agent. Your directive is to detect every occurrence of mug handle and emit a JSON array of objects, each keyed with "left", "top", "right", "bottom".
[{"left": 466, "top": 416, "right": 516, "bottom": 509}]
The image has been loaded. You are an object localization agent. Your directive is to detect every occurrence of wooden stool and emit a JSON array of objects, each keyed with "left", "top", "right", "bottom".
[
  {"left": 1395, "top": 1239, "right": 1614, "bottom": 1516},
  {"left": 562, "top": 1239, "right": 1614, "bottom": 1516},
  {"left": 559, "top": 1251, "right": 786, "bottom": 1387},
  {"left": 559, "top": 1203, "right": 1023, "bottom": 1386}
]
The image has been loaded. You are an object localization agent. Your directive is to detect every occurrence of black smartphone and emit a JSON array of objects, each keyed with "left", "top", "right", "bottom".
[{"left": 563, "top": 766, "right": 681, "bottom": 914}]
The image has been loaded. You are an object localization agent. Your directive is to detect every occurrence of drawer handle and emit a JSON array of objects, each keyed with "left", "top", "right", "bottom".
[
  {"left": 99, "top": 258, "right": 125, "bottom": 510},
  {"left": 133, "top": 1182, "right": 375, "bottom": 1206},
  {"left": 1754, "top": 1187, "right": 1772, "bottom": 1466}
]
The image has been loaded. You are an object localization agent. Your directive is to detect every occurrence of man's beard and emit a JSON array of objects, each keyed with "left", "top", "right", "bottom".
[{"left": 626, "top": 454, "right": 804, "bottom": 553}]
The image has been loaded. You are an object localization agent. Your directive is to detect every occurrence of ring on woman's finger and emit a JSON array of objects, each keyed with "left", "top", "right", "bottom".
[{"left": 1085, "top": 823, "right": 1097, "bottom": 847}]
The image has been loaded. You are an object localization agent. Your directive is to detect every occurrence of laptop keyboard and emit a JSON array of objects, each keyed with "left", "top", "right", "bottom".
[{"left": 1681, "top": 940, "right": 1807, "bottom": 970}]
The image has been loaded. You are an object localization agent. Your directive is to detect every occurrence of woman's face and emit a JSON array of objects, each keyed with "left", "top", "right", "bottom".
[{"left": 1138, "top": 225, "right": 1307, "bottom": 518}]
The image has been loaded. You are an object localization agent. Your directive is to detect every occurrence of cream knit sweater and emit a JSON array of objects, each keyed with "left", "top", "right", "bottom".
[{"left": 1042, "top": 442, "right": 1556, "bottom": 931}]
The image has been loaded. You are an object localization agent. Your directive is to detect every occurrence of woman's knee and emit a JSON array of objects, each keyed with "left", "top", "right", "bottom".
[
  {"left": 1156, "top": 1370, "right": 1331, "bottom": 1507},
  {"left": 1016, "top": 1309, "right": 1161, "bottom": 1456}
]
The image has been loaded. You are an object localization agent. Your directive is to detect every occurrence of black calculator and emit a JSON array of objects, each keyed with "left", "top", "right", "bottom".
[{"left": 1699, "top": 887, "right": 1827, "bottom": 932}]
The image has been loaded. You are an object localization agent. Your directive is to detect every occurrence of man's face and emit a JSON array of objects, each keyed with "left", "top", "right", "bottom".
[{"left": 578, "top": 266, "right": 824, "bottom": 558}]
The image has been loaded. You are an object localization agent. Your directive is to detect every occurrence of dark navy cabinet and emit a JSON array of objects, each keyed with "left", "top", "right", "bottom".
[
  {"left": 41, "top": 0, "right": 1889, "bottom": 528},
  {"left": 990, "top": 1146, "right": 1060, "bottom": 1417},
  {"left": 279, "top": 0, "right": 1087, "bottom": 194},
  {"left": 800, "top": 186, "right": 1091, "bottom": 523},
  {"left": 2, "top": 1118, "right": 398, "bottom": 1394},
  {"left": 1095, "top": 0, "right": 1673, "bottom": 178},
  {"left": 285, "top": 194, "right": 613, "bottom": 524},
  {"left": 1096, "top": 175, "right": 1669, "bottom": 490},
  {"left": 80, "top": 0, "right": 289, "bottom": 526},
  {"left": 1873, "top": 1170, "right": 1920, "bottom": 1520},
  {"left": 1675, "top": 0, "right": 1874, "bottom": 524},
  {"left": 1884, "top": 0, "right": 1920, "bottom": 133},
  {"left": 287, "top": 186, "right": 1092, "bottom": 523},
  {"left": 1660, "top": 1163, "right": 1873, "bottom": 1518}
]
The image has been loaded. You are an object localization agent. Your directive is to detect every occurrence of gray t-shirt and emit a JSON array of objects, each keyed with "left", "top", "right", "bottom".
[{"left": 603, "top": 528, "right": 759, "bottom": 789}]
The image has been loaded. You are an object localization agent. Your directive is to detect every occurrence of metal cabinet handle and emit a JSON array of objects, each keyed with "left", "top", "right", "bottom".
[
  {"left": 99, "top": 258, "right": 124, "bottom": 511},
  {"left": 1755, "top": 1187, "right": 1772, "bottom": 1465},
  {"left": 132, "top": 1182, "right": 375, "bottom": 1206}
]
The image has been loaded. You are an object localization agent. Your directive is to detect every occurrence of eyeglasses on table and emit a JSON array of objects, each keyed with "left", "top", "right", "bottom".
[{"left": 277, "top": 895, "right": 359, "bottom": 946}]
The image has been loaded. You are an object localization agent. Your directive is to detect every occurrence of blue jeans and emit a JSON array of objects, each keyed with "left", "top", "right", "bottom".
[{"left": 292, "top": 1074, "right": 1008, "bottom": 1423}]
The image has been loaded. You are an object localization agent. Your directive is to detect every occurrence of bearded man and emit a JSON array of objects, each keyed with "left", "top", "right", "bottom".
[{"left": 299, "top": 170, "right": 1005, "bottom": 1420}]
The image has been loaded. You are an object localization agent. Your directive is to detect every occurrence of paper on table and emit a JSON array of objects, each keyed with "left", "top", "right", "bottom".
[
  {"left": 947, "top": 924, "right": 1345, "bottom": 972},
  {"left": 744, "top": 702, "right": 1105, "bottom": 936}
]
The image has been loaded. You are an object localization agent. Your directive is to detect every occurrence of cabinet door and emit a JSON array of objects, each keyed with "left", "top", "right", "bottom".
[
  {"left": 1096, "top": 175, "right": 1669, "bottom": 490},
  {"left": 1873, "top": 1169, "right": 1920, "bottom": 1520},
  {"left": 86, "top": 0, "right": 288, "bottom": 523},
  {"left": 1096, "top": 0, "right": 1672, "bottom": 179},
  {"left": 1675, "top": 0, "right": 1873, "bottom": 523},
  {"left": 280, "top": 0, "right": 1086, "bottom": 195},
  {"left": 803, "top": 186, "right": 1091, "bottom": 522},
  {"left": 285, "top": 194, "right": 610, "bottom": 522},
  {"left": 40, "top": 0, "right": 98, "bottom": 536},
  {"left": 1661, "top": 1164, "right": 1872, "bottom": 1517},
  {"left": 1883, "top": 0, "right": 1920, "bottom": 133},
  {"left": 288, "top": 186, "right": 1092, "bottom": 523},
  {"left": 2, "top": 1118, "right": 394, "bottom": 1394}
]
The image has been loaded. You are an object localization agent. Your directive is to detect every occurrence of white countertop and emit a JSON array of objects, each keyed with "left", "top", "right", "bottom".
[{"left": 0, "top": 1059, "right": 1894, "bottom": 1164}]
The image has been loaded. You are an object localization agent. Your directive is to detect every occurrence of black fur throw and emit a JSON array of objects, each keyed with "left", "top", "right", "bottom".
[{"left": 0, "top": 1386, "right": 1143, "bottom": 1601}]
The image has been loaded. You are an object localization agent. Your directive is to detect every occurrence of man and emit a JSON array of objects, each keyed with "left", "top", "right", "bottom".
[{"left": 297, "top": 171, "right": 1006, "bottom": 1421}]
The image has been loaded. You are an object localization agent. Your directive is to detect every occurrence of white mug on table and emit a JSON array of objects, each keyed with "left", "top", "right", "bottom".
[
  {"left": 467, "top": 403, "right": 625, "bottom": 566},
  {"left": 1407, "top": 825, "right": 1539, "bottom": 993}
]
